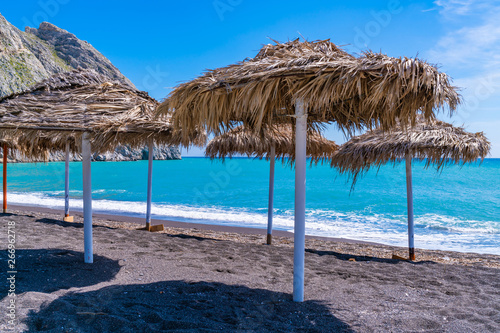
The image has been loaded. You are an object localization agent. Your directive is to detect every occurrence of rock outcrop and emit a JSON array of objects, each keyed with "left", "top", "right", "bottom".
[
  {"left": 26, "top": 22, "right": 134, "bottom": 88},
  {"left": 0, "top": 13, "right": 181, "bottom": 161},
  {"left": 0, "top": 13, "right": 133, "bottom": 97}
]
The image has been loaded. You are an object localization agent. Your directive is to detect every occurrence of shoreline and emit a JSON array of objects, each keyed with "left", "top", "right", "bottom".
[
  {"left": 1, "top": 205, "right": 499, "bottom": 331},
  {"left": 5, "top": 158, "right": 499, "bottom": 257},
  {"left": 6, "top": 204, "right": 500, "bottom": 268},
  {"left": 8, "top": 204, "right": 382, "bottom": 246}
]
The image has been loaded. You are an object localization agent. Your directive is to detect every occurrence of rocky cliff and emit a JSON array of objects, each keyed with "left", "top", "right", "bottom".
[
  {"left": 0, "top": 13, "right": 134, "bottom": 96},
  {"left": 25, "top": 22, "right": 135, "bottom": 88},
  {"left": 0, "top": 13, "right": 181, "bottom": 161}
]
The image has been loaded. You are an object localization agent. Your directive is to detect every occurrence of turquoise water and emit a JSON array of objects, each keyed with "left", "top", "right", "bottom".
[{"left": 4, "top": 157, "right": 500, "bottom": 255}]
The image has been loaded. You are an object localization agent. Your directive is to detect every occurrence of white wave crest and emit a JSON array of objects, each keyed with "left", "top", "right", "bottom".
[{"left": 8, "top": 191, "right": 500, "bottom": 255}]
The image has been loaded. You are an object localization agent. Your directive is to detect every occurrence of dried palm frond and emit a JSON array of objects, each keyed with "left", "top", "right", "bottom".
[
  {"left": 0, "top": 69, "right": 206, "bottom": 161},
  {"left": 160, "top": 39, "right": 460, "bottom": 141},
  {"left": 331, "top": 117, "right": 490, "bottom": 185},
  {"left": 205, "top": 124, "right": 338, "bottom": 165}
]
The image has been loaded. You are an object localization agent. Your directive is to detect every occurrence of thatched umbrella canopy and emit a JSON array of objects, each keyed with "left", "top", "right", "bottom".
[
  {"left": 159, "top": 38, "right": 461, "bottom": 302},
  {"left": 331, "top": 118, "right": 490, "bottom": 260},
  {"left": 206, "top": 124, "right": 338, "bottom": 245},
  {"left": 0, "top": 69, "right": 206, "bottom": 263},
  {"left": 0, "top": 70, "right": 205, "bottom": 161},
  {"left": 331, "top": 118, "right": 490, "bottom": 183},
  {"left": 161, "top": 38, "right": 460, "bottom": 138},
  {"left": 205, "top": 124, "right": 338, "bottom": 164}
]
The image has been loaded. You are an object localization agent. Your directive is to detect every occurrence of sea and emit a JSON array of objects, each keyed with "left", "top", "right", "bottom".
[{"left": 4, "top": 157, "right": 500, "bottom": 255}]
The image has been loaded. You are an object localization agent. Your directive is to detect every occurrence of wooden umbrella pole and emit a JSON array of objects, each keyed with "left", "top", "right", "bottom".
[
  {"left": 146, "top": 139, "right": 154, "bottom": 230},
  {"left": 82, "top": 133, "right": 93, "bottom": 263},
  {"left": 293, "top": 99, "right": 307, "bottom": 302},
  {"left": 3, "top": 144, "right": 7, "bottom": 214},
  {"left": 266, "top": 144, "right": 276, "bottom": 245},
  {"left": 406, "top": 154, "right": 415, "bottom": 261}
]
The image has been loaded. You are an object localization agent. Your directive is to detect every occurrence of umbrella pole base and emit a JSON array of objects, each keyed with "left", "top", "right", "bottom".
[
  {"left": 266, "top": 234, "right": 272, "bottom": 245},
  {"left": 409, "top": 248, "right": 415, "bottom": 261},
  {"left": 140, "top": 223, "right": 164, "bottom": 232},
  {"left": 149, "top": 224, "right": 164, "bottom": 232},
  {"left": 63, "top": 215, "right": 74, "bottom": 222}
]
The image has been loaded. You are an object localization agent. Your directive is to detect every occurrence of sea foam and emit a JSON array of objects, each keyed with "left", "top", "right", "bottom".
[{"left": 10, "top": 191, "right": 500, "bottom": 255}]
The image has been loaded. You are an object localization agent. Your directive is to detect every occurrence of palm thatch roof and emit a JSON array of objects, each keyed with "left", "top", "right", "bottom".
[
  {"left": 0, "top": 70, "right": 206, "bottom": 160},
  {"left": 331, "top": 118, "right": 490, "bottom": 185},
  {"left": 205, "top": 124, "right": 338, "bottom": 164},
  {"left": 160, "top": 38, "right": 461, "bottom": 140}
]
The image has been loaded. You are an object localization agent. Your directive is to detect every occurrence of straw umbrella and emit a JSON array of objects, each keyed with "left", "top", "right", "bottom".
[
  {"left": 159, "top": 38, "right": 461, "bottom": 301},
  {"left": 330, "top": 117, "right": 490, "bottom": 260},
  {"left": 0, "top": 69, "right": 205, "bottom": 263},
  {"left": 206, "top": 124, "right": 338, "bottom": 245}
]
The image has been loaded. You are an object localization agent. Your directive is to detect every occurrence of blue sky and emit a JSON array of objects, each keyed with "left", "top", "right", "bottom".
[{"left": 2, "top": 0, "right": 499, "bottom": 156}]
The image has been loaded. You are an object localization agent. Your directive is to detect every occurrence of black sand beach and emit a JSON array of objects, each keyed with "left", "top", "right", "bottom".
[{"left": 1, "top": 207, "right": 499, "bottom": 332}]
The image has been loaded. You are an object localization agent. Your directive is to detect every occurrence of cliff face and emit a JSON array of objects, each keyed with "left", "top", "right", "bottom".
[
  {"left": 0, "top": 13, "right": 134, "bottom": 97},
  {"left": 0, "top": 14, "right": 67, "bottom": 97},
  {"left": 0, "top": 14, "right": 181, "bottom": 161},
  {"left": 25, "top": 22, "right": 135, "bottom": 88}
]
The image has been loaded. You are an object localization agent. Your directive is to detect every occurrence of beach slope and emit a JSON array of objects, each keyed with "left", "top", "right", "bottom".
[{"left": 1, "top": 209, "right": 499, "bottom": 332}]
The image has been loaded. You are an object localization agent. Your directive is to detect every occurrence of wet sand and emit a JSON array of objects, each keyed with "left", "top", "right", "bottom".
[{"left": 1, "top": 207, "right": 499, "bottom": 332}]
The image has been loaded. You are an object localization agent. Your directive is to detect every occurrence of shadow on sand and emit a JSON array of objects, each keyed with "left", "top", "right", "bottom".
[
  {"left": 35, "top": 217, "right": 118, "bottom": 231},
  {"left": 0, "top": 249, "right": 121, "bottom": 299},
  {"left": 306, "top": 248, "right": 435, "bottom": 265},
  {"left": 24, "top": 280, "right": 354, "bottom": 332}
]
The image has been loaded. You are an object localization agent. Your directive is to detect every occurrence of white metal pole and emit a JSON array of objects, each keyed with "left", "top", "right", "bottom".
[
  {"left": 146, "top": 140, "right": 154, "bottom": 230},
  {"left": 82, "top": 133, "right": 93, "bottom": 264},
  {"left": 406, "top": 155, "right": 415, "bottom": 261},
  {"left": 64, "top": 141, "right": 70, "bottom": 218},
  {"left": 293, "top": 99, "right": 307, "bottom": 302},
  {"left": 266, "top": 145, "right": 276, "bottom": 245}
]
